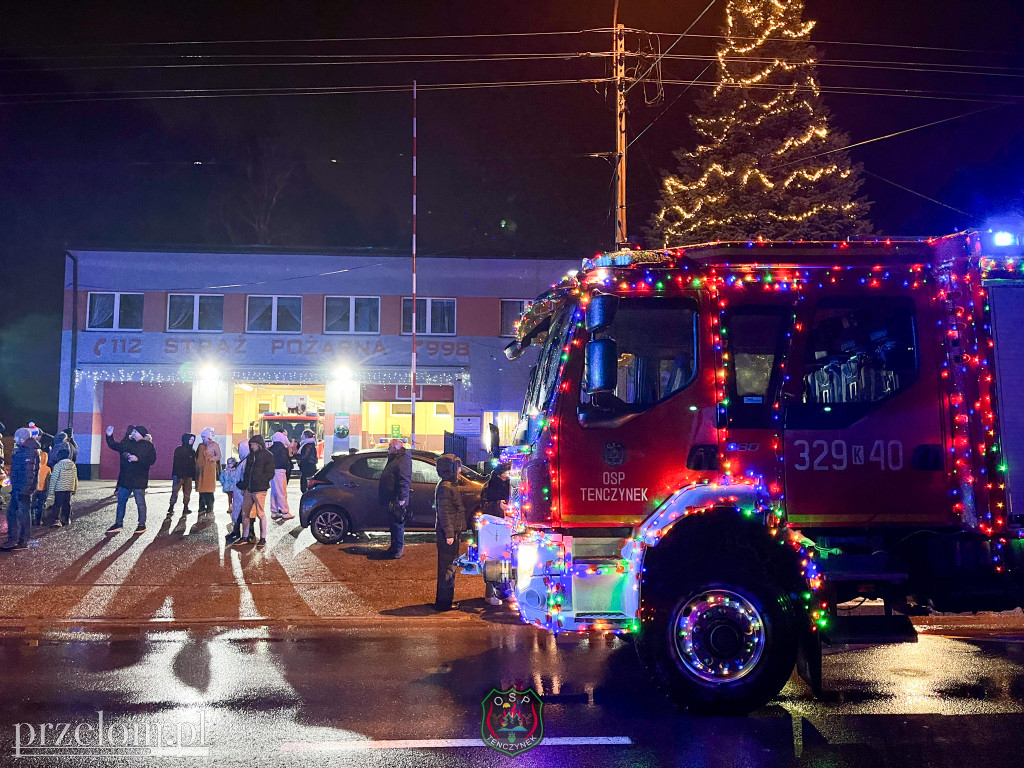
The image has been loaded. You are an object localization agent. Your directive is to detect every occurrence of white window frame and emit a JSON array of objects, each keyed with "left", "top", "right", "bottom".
[
  {"left": 323, "top": 295, "right": 381, "bottom": 335},
  {"left": 246, "top": 295, "right": 303, "bottom": 334},
  {"left": 401, "top": 297, "right": 457, "bottom": 336},
  {"left": 166, "top": 293, "right": 225, "bottom": 333},
  {"left": 499, "top": 298, "right": 533, "bottom": 337},
  {"left": 86, "top": 291, "right": 144, "bottom": 331}
]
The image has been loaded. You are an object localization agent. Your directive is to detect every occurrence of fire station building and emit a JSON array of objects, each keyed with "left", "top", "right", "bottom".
[{"left": 58, "top": 247, "right": 577, "bottom": 479}]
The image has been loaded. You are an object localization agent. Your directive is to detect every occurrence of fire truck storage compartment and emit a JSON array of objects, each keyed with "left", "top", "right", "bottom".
[{"left": 986, "top": 281, "right": 1024, "bottom": 528}]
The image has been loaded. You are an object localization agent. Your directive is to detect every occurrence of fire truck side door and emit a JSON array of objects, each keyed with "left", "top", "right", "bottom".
[{"left": 783, "top": 294, "right": 950, "bottom": 528}]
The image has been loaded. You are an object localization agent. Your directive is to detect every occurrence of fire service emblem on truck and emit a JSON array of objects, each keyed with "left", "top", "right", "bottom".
[
  {"left": 602, "top": 441, "right": 627, "bottom": 466},
  {"left": 481, "top": 687, "right": 544, "bottom": 755}
]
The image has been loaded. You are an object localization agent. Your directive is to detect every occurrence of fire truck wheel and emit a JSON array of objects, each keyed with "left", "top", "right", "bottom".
[
  {"left": 310, "top": 506, "right": 350, "bottom": 545},
  {"left": 637, "top": 564, "right": 798, "bottom": 715}
]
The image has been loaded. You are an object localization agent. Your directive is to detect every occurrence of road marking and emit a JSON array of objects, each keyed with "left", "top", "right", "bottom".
[{"left": 280, "top": 737, "right": 633, "bottom": 751}]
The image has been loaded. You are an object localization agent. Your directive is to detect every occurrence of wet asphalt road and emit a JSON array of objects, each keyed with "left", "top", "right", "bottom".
[{"left": 0, "top": 621, "right": 1022, "bottom": 767}]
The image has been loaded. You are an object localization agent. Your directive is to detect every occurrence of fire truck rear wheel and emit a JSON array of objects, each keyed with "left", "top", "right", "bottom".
[
  {"left": 310, "top": 506, "right": 350, "bottom": 545},
  {"left": 637, "top": 564, "right": 798, "bottom": 715}
]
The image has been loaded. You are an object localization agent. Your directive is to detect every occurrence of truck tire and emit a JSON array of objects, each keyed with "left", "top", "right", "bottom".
[
  {"left": 310, "top": 506, "right": 350, "bottom": 545},
  {"left": 636, "top": 562, "right": 798, "bottom": 715}
]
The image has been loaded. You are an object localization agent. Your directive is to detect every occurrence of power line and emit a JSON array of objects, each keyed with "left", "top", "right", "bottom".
[
  {"left": 767, "top": 104, "right": 1012, "bottom": 170},
  {"left": 861, "top": 169, "right": 982, "bottom": 220},
  {"left": 624, "top": 0, "right": 719, "bottom": 94},
  {"left": 0, "top": 78, "right": 613, "bottom": 106}
]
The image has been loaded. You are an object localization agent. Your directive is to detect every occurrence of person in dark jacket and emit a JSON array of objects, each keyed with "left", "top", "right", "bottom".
[
  {"left": 47, "top": 431, "right": 71, "bottom": 468},
  {"left": 297, "top": 429, "right": 318, "bottom": 493},
  {"left": 3, "top": 428, "right": 40, "bottom": 551},
  {"left": 268, "top": 430, "right": 294, "bottom": 520},
  {"left": 378, "top": 439, "right": 412, "bottom": 559},
  {"left": 104, "top": 424, "right": 157, "bottom": 535},
  {"left": 433, "top": 453, "right": 466, "bottom": 610},
  {"left": 478, "top": 462, "right": 511, "bottom": 606},
  {"left": 0, "top": 420, "right": 6, "bottom": 517},
  {"left": 233, "top": 434, "right": 276, "bottom": 549},
  {"left": 169, "top": 433, "right": 197, "bottom": 514}
]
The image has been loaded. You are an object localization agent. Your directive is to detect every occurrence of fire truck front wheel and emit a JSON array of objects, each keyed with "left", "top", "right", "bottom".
[{"left": 637, "top": 564, "right": 798, "bottom": 715}]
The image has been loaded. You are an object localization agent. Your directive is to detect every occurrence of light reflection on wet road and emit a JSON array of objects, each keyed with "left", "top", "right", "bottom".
[{"left": 0, "top": 621, "right": 1020, "bottom": 766}]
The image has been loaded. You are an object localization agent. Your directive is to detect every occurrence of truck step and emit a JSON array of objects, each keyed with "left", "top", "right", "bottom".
[{"left": 820, "top": 614, "right": 918, "bottom": 645}]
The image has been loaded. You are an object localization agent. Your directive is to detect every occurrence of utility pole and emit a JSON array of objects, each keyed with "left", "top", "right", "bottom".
[
  {"left": 410, "top": 80, "right": 418, "bottom": 449},
  {"left": 613, "top": 23, "right": 628, "bottom": 249}
]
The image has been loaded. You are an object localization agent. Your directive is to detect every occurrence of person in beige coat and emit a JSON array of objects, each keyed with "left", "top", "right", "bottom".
[{"left": 195, "top": 427, "right": 222, "bottom": 513}]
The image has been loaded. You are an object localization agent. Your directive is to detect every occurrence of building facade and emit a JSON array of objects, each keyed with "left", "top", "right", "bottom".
[{"left": 59, "top": 248, "right": 578, "bottom": 479}]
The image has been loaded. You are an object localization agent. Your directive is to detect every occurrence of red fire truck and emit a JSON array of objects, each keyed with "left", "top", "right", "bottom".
[
  {"left": 252, "top": 413, "right": 325, "bottom": 459},
  {"left": 462, "top": 231, "right": 1024, "bottom": 713}
]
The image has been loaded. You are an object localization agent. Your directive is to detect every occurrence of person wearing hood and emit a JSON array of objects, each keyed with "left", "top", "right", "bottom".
[
  {"left": 268, "top": 429, "right": 294, "bottom": 521},
  {"left": 226, "top": 438, "right": 252, "bottom": 544},
  {"left": 378, "top": 438, "right": 412, "bottom": 559},
  {"left": 104, "top": 424, "right": 157, "bottom": 535},
  {"left": 233, "top": 434, "right": 275, "bottom": 549},
  {"left": 31, "top": 431, "right": 53, "bottom": 525},
  {"left": 3, "top": 428, "right": 40, "bottom": 551},
  {"left": 195, "top": 428, "right": 222, "bottom": 514},
  {"left": 297, "top": 429, "right": 319, "bottom": 493},
  {"left": 433, "top": 454, "right": 466, "bottom": 611},
  {"left": 170, "top": 433, "right": 197, "bottom": 514},
  {"left": 0, "top": 420, "right": 6, "bottom": 518},
  {"left": 479, "top": 462, "right": 511, "bottom": 606},
  {"left": 47, "top": 431, "right": 73, "bottom": 468}
]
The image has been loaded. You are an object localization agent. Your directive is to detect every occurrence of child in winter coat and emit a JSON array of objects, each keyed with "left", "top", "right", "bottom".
[
  {"left": 48, "top": 457, "right": 78, "bottom": 527},
  {"left": 220, "top": 458, "right": 239, "bottom": 512},
  {"left": 3, "top": 428, "right": 40, "bottom": 550}
]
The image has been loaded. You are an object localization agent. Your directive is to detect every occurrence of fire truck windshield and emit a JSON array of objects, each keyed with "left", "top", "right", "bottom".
[
  {"left": 519, "top": 304, "right": 575, "bottom": 422},
  {"left": 259, "top": 418, "right": 323, "bottom": 443}
]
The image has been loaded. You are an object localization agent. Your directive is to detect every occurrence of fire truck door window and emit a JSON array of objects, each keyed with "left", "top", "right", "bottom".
[
  {"left": 581, "top": 297, "right": 697, "bottom": 413},
  {"left": 726, "top": 307, "right": 789, "bottom": 428},
  {"left": 528, "top": 306, "right": 574, "bottom": 415},
  {"left": 801, "top": 298, "right": 917, "bottom": 405}
]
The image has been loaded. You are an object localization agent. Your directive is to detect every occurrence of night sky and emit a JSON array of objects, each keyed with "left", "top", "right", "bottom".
[{"left": 2, "top": 0, "right": 1023, "bottom": 431}]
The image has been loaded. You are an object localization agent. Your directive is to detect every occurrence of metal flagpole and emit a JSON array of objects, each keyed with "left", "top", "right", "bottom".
[{"left": 410, "top": 80, "right": 418, "bottom": 449}]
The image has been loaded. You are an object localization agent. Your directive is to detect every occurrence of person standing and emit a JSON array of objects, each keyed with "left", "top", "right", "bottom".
[
  {"left": 169, "top": 433, "right": 196, "bottom": 515},
  {"left": 378, "top": 439, "right": 412, "bottom": 559},
  {"left": 233, "top": 435, "right": 275, "bottom": 549},
  {"left": 268, "top": 430, "right": 294, "bottom": 520},
  {"left": 104, "top": 425, "right": 156, "bottom": 535},
  {"left": 48, "top": 454, "right": 78, "bottom": 528},
  {"left": 31, "top": 436, "right": 52, "bottom": 525},
  {"left": 433, "top": 454, "right": 465, "bottom": 611},
  {"left": 297, "top": 429, "right": 318, "bottom": 493},
  {"left": 479, "top": 462, "right": 511, "bottom": 606},
  {"left": 195, "top": 428, "right": 222, "bottom": 514},
  {"left": 2, "top": 428, "right": 40, "bottom": 551},
  {"left": 0, "top": 420, "right": 6, "bottom": 519},
  {"left": 47, "top": 431, "right": 72, "bottom": 468},
  {"left": 226, "top": 439, "right": 250, "bottom": 544},
  {"left": 220, "top": 457, "right": 239, "bottom": 512}
]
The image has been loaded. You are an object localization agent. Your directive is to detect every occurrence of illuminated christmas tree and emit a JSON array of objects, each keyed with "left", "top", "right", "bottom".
[{"left": 647, "top": 0, "right": 872, "bottom": 245}]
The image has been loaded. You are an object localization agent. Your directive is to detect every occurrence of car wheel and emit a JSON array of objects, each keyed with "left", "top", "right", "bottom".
[{"left": 310, "top": 506, "right": 350, "bottom": 544}]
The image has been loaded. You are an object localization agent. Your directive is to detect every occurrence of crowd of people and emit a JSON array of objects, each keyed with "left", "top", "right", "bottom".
[{"left": 2, "top": 419, "right": 513, "bottom": 612}]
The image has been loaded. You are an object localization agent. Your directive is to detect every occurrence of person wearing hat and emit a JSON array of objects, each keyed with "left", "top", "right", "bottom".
[
  {"left": 378, "top": 438, "right": 411, "bottom": 558},
  {"left": 2, "top": 428, "right": 40, "bottom": 551},
  {"left": 296, "top": 429, "right": 319, "bottom": 493},
  {"left": 104, "top": 424, "right": 157, "bottom": 535},
  {"left": 433, "top": 454, "right": 466, "bottom": 611},
  {"left": 195, "top": 427, "right": 222, "bottom": 514},
  {"left": 478, "top": 462, "right": 512, "bottom": 606}
]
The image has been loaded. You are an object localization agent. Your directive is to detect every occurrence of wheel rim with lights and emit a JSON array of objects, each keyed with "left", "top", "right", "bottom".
[
  {"left": 673, "top": 589, "right": 765, "bottom": 683},
  {"left": 314, "top": 510, "right": 346, "bottom": 539}
]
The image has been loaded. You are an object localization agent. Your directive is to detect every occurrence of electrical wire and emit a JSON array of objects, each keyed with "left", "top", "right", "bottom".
[
  {"left": 861, "top": 169, "right": 981, "bottom": 220},
  {"left": 766, "top": 103, "right": 1013, "bottom": 170},
  {"left": 627, "top": 63, "right": 712, "bottom": 149},
  {"left": 0, "top": 78, "right": 613, "bottom": 106},
  {"left": 624, "top": 0, "right": 719, "bottom": 94}
]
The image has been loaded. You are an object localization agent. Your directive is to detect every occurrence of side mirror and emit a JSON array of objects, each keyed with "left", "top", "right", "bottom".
[
  {"left": 584, "top": 339, "right": 618, "bottom": 394},
  {"left": 488, "top": 423, "right": 500, "bottom": 458},
  {"left": 586, "top": 294, "right": 619, "bottom": 332}
]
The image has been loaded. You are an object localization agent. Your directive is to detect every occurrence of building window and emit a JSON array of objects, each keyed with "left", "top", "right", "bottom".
[
  {"left": 500, "top": 299, "right": 532, "bottom": 337},
  {"left": 167, "top": 294, "right": 224, "bottom": 332},
  {"left": 246, "top": 295, "right": 302, "bottom": 333},
  {"left": 324, "top": 296, "right": 380, "bottom": 334},
  {"left": 87, "top": 292, "right": 144, "bottom": 331},
  {"left": 434, "top": 403, "right": 452, "bottom": 416},
  {"left": 401, "top": 297, "right": 456, "bottom": 335},
  {"left": 390, "top": 402, "right": 413, "bottom": 415}
]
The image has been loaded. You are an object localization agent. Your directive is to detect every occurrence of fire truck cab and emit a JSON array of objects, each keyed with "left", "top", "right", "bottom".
[{"left": 463, "top": 232, "right": 1024, "bottom": 713}]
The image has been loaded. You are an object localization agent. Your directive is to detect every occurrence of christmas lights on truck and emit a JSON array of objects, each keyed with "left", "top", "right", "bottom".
[{"left": 459, "top": 229, "right": 1024, "bottom": 714}]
